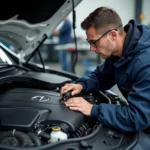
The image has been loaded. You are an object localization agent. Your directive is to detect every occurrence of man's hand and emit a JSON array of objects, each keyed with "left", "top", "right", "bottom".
[
  {"left": 53, "top": 29, "right": 60, "bottom": 35},
  {"left": 60, "top": 83, "right": 83, "bottom": 96},
  {"left": 64, "top": 97, "right": 93, "bottom": 116}
]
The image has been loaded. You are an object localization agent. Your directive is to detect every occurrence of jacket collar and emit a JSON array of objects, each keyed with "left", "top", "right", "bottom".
[{"left": 114, "top": 19, "right": 141, "bottom": 68}]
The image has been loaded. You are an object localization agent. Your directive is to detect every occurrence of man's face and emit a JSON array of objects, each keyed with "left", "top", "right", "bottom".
[{"left": 86, "top": 26, "right": 117, "bottom": 59}]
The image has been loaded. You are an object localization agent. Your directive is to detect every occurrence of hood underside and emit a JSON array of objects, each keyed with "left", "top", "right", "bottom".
[{"left": 0, "top": 0, "right": 82, "bottom": 58}]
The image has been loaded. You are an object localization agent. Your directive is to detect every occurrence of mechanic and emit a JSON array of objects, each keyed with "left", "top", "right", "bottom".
[
  {"left": 60, "top": 6, "right": 150, "bottom": 150},
  {"left": 53, "top": 17, "right": 72, "bottom": 72}
]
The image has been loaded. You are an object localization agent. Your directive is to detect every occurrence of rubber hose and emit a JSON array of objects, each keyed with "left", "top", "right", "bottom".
[{"left": 28, "top": 132, "right": 41, "bottom": 147}]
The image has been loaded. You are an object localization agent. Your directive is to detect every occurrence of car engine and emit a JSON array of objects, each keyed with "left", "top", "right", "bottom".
[
  {"left": 0, "top": 69, "right": 136, "bottom": 149},
  {"left": 0, "top": 85, "right": 108, "bottom": 148}
]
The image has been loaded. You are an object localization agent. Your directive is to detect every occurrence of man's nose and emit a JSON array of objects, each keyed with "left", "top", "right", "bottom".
[{"left": 90, "top": 45, "right": 97, "bottom": 51}]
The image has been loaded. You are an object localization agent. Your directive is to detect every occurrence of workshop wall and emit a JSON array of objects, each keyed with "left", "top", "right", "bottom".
[
  {"left": 68, "top": 0, "right": 135, "bottom": 38},
  {"left": 142, "top": 0, "right": 150, "bottom": 26}
]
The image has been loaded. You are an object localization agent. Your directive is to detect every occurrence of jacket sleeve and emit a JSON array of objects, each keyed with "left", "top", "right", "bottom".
[
  {"left": 91, "top": 63, "right": 150, "bottom": 132},
  {"left": 76, "top": 59, "right": 116, "bottom": 93}
]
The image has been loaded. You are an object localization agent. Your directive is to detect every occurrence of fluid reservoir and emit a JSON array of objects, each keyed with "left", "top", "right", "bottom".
[{"left": 50, "top": 126, "right": 68, "bottom": 143}]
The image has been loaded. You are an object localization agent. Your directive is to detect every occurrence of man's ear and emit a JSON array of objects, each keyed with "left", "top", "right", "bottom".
[{"left": 110, "top": 30, "right": 117, "bottom": 40}]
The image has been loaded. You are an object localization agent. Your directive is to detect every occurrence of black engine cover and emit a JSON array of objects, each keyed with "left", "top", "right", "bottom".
[{"left": 0, "top": 88, "right": 85, "bottom": 132}]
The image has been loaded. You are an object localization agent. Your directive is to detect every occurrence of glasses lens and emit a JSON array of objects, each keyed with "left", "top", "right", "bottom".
[{"left": 87, "top": 40, "right": 96, "bottom": 48}]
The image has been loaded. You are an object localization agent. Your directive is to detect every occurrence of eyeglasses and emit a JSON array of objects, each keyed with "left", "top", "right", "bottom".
[{"left": 87, "top": 25, "right": 121, "bottom": 48}]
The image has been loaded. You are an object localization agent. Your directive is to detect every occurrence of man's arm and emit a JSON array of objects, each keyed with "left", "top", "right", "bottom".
[
  {"left": 76, "top": 59, "right": 116, "bottom": 93},
  {"left": 91, "top": 64, "right": 150, "bottom": 132}
]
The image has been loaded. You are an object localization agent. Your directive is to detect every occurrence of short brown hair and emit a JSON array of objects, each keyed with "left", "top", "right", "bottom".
[{"left": 81, "top": 6, "right": 123, "bottom": 34}]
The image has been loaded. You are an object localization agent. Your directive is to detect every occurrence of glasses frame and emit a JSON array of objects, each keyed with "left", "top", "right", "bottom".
[{"left": 87, "top": 25, "right": 121, "bottom": 48}]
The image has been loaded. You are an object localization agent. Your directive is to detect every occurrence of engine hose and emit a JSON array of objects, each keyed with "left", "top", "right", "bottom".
[
  {"left": 28, "top": 132, "right": 41, "bottom": 147},
  {"left": 38, "top": 131, "right": 50, "bottom": 140},
  {"left": 0, "top": 130, "right": 33, "bottom": 147},
  {"left": 70, "top": 123, "right": 89, "bottom": 138}
]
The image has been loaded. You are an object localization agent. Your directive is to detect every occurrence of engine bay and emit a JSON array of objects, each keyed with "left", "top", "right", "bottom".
[
  {"left": 0, "top": 70, "right": 138, "bottom": 149},
  {"left": 0, "top": 86, "right": 104, "bottom": 148}
]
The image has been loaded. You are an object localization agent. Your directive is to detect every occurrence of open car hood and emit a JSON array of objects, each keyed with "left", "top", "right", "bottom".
[{"left": 0, "top": 0, "right": 82, "bottom": 59}]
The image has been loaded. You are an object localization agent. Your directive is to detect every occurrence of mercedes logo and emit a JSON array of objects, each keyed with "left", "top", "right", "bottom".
[{"left": 31, "top": 96, "right": 50, "bottom": 102}]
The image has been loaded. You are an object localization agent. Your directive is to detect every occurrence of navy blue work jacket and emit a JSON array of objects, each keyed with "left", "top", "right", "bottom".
[{"left": 76, "top": 19, "right": 150, "bottom": 132}]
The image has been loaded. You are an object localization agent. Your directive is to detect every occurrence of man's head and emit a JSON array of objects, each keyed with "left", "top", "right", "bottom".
[{"left": 81, "top": 6, "right": 126, "bottom": 58}]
